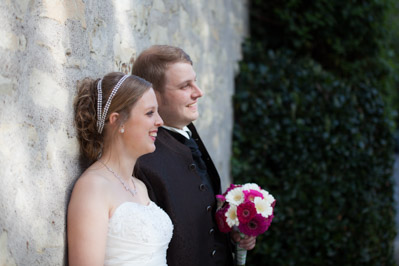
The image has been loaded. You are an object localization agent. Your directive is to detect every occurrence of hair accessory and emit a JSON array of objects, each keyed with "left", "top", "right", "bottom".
[
  {"left": 120, "top": 127, "right": 125, "bottom": 133},
  {"left": 96, "top": 78, "right": 103, "bottom": 131},
  {"left": 97, "top": 74, "right": 130, "bottom": 133}
]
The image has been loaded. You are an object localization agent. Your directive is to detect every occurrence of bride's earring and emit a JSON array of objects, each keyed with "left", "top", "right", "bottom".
[{"left": 120, "top": 127, "right": 125, "bottom": 133}]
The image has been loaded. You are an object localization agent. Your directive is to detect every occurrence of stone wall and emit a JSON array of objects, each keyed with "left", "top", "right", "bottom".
[{"left": 0, "top": 0, "right": 248, "bottom": 265}]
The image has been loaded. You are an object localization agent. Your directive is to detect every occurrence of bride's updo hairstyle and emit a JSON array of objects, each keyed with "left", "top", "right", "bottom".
[{"left": 74, "top": 72, "right": 152, "bottom": 162}]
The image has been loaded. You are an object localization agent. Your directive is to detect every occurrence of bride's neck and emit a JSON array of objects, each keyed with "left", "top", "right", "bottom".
[{"left": 99, "top": 150, "right": 136, "bottom": 180}]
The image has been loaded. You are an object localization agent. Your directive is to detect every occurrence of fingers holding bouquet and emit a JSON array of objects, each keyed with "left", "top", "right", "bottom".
[{"left": 231, "top": 231, "right": 256, "bottom": 250}]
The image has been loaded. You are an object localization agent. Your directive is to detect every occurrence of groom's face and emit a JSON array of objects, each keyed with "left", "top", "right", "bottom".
[{"left": 156, "top": 62, "right": 203, "bottom": 129}]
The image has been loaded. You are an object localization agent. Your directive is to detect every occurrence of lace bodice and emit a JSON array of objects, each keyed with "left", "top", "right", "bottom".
[{"left": 104, "top": 201, "right": 173, "bottom": 266}]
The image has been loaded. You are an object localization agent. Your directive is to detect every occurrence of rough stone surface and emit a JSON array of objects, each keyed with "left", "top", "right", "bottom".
[{"left": 0, "top": 0, "right": 248, "bottom": 265}]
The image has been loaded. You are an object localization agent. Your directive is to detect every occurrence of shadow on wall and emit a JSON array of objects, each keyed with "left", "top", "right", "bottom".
[
  {"left": 0, "top": 0, "right": 122, "bottom": 265},
  {"left": 0, "top": 1, "right": 76, "bottom": 265},
  {"left": 0, "top": 1, "right": 28, "bottom": 264},
  {"left": 64, "top": 0, "right": 120, "bottom": 265}
]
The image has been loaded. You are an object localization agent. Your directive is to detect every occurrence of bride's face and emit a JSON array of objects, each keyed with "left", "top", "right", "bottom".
[{"left": 121, "top": 88, "right": 163, "bottom": 158}]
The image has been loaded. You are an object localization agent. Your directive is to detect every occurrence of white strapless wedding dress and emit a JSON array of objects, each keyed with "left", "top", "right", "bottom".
[{"left": 104, "top": 201, "right": 173, "bottom": 266}]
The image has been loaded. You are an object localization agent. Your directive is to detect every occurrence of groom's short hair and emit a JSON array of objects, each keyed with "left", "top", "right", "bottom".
[{"left": 132, "top": 45, "right": 193, "bottom": 93}]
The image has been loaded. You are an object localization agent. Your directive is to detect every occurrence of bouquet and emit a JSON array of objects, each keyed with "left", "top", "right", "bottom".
[{"left": 215, "top": 183, "right": 276, "bottom": 266}]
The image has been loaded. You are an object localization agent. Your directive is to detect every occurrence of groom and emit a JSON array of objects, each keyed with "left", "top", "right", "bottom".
[{"left": 133, "top": 45, "right": 256, "bottom": 266}]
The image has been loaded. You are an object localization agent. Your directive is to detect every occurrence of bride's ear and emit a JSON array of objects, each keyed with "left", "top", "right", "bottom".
[{"left": 108, "top": 112, "right": 120, "bottom": 125}]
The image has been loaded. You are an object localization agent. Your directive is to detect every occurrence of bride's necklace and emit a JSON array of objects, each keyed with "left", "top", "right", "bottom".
[{"left": 99, "top": 161, "right": 137, "bottom": 197}]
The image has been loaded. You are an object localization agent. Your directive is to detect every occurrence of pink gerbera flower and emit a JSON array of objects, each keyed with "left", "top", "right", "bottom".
[
  {"left": 238, "top": 213, "right": 274, "bottom": 236},
  {"left": 243, "top": 189, "right": 264, "bottom": 202},
  {"left": 215, "top": 206, "right": 232, "bottom": 233},
  {"left": 237, "top": 201, "right": 257, "bottom": 224}
]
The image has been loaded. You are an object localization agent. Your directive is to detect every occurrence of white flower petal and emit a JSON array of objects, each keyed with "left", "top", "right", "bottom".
[
  {"left": 265, "top": 194, "right": 275, "bottom": 205},
  {"left": 225, "top": 205, "right": 239, "bottom": 227},
  {"left": 261, "top": 190, "right": 269, "bottom": 197},
  {"left": 226, "top": 187, "right": 244, "bottom": 205},
  {"left": 254, "top": 197, "right": 273, "bottom": 218},
  {"left": 241, "top": 183, "right": 260, "bottom": 191}
]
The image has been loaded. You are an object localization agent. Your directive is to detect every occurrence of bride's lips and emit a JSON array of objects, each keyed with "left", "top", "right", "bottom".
[{"left": 149, "top": 130, "right": 158, "bottom": 141}]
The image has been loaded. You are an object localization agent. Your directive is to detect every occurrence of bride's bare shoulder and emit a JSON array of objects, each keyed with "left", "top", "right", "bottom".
[{"left": 70, "top": 164, "right": 112, "bottom": 205}]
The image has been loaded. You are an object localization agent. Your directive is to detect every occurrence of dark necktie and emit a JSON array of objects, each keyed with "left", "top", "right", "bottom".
[{"left": 184, "top": 136, "right": 214, "bottom": 194}]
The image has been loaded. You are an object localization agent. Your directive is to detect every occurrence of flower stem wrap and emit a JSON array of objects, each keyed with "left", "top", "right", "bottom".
[{"left": 236, "top": 244, "right": 247, "bottom": 266}]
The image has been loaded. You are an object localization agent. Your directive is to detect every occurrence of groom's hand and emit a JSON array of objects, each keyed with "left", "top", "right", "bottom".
[{"left": 231, "top": 231, "right": 256, "bottom": 250}]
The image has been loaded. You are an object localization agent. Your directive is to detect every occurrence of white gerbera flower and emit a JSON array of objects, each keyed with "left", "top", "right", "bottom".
[
  {"left": 225, "top": 205, "right": 239, "bottom": 227},
  {"left": 225, "top": 187, "right": 244, "bottom": 205},
  {"left": 241, "top": 183, "right": 260, "bottom": 191},
  {"left": 261, "top": 190, "right": 275, "bottom": 204},
  {"left": 254, "top": 197, "right": 273, "bottom": 218}
]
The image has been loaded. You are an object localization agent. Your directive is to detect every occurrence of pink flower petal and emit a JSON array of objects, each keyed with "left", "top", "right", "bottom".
[
  {"left": 237, "top": 201, "right": 257, "bottom": 224},
  {"left": 215, "top": 206, "right": 232, "bottom": 233},
  {"left": 243, "top": 189, "right": 264, "bottom": 202},
  {"left": 238, "top": 213, "right": 274, "bottom": 236},
  {"left": 216, "top": 194, "right": 226, "bottom": 202}
]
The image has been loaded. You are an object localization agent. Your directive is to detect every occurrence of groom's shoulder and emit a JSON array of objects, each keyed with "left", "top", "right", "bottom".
[{"left": 137, "top": 128, "right": 178, "bottom": 165}]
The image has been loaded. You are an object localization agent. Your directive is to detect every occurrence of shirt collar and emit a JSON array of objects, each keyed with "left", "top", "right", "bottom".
[{"left": 162, "top": 125, "right": 192, "bottom": 139}]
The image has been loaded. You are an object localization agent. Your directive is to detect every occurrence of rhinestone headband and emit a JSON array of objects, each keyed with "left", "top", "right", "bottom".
[{"left": 96, "top": 74, "right": 130, "bottom": 133}]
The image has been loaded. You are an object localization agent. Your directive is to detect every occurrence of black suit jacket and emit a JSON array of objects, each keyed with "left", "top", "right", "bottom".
[{"left": 134, "top": 124, "right": 234, "bottom": 266}]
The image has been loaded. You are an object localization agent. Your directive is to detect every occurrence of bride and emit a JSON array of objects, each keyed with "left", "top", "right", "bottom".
[{"left": 68, "top": 72, "right": 172, "bottom": 265}]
